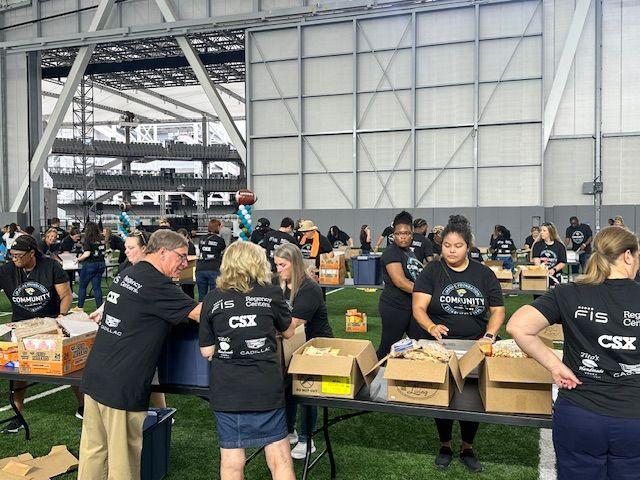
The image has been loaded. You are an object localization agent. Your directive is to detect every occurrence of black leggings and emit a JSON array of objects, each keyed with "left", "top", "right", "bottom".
[
  {"left": 435, "top": 419, "right": 480, "bottom": 445},
  {"left": 376, "top": 300, "right": 413, "bottom": 359}
]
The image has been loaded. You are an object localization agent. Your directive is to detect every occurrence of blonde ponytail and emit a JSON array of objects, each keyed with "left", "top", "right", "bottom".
[{"left": 576, "top": 227, "right": 639, "bottom": 286}]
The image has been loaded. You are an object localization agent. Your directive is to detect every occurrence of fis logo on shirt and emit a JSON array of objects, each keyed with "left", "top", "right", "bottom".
[
  {"left": 597, "top": 335, "right": 636, "bottom": 350},
  {"left": 574, "top": 306, "right": 608, "bottom": 323},
  {"left": 106, "top": 291, "right": 120, "bottom": 305},
  {"left": 212, "top": 299, "right": 235, "bottom": 312},
  {"left": 229, "top": 315, "right": 258, "bottom": 329}
]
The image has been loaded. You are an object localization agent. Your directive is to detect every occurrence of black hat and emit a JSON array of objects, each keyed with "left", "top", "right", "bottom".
[
  {"left": 413, "top": 218, "right": 427, "bottom": 228},
  {"left": 11, "top": 234, "right": 40, "bottom": 256},
  {"left": 256, "top": 218, "right": 270, "bottom": 230}
]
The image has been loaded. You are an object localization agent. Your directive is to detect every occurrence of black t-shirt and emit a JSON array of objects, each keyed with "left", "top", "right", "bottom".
[
  {"left": 59, "top": 236, "right": 82, "bottom": 255},
  {"left": 468, "top": 247, "right": 483, "bottom": 262},
  {"left": 107, "top": 235, "right": 126, "bottom": 265},
  {"left": 264, "top": 230, "right": 297, "bottom": 269},
  {"left": 300, "top": 233, "right": 333, "bottom": 268},
  {"left": 285, "top": 277, "right": 333, "bottom": 340},
  {"left": 532, "top": 240, "right": 567, "bottom": 271},
  {"left": 82, "top": 240, "right": 106, "bottom": 263},
  {"left": 250, "top": 229, "right": 269, "bottom": 248},
  {"left": 187, "top": 241, "right": 196, "bottom": 256},
  {"left": 81, "top": 261, "right": 197, "bottom": 411},
  {"left": 410, "top": 233, "right": 434, "bottom": 264},
  {"left": 196, "top": 234, "right": 226, "bottom": 271},
  {"left": 491, "top": 237, "right": 516, "bottom": 258},
  {"left": 328, "top": 231, "right": 350, "bottom": 249},
  {"left": 381, "top": 226, "right": 394, "bottom": 247},
  {"left": 413, "top": 260, "right": 504, "bottom": 340},
  {"left": 38, "top": 240, "right": 59, "bottom": 258},
  {"left": 55, "top": 227, "right": 67, "bottom": 242},
  {"left": 565, "top": 224, "right": 593, "bottom": 253},
  {"left": 524, "top": 235, "right": 535, "bottom": 248},
  {"left": 380, "top": 244, "right": 424, "bottom": 311},
  {"left": 199, "top": 284, "right": 291, "bottom": 412},
  {"left": 0, "top": 257, "right": 69, "bottom": 321},
  {"left": 532, "top": 279, "right": 640, "bottom": 419}
]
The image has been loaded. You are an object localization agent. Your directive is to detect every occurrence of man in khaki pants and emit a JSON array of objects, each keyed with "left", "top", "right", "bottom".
[{"left": 79, "top": 230, "right": 202, "bottom": 479}]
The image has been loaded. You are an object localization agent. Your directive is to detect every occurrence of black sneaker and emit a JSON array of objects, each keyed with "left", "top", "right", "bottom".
[
  {"left": 459, "top": 448, "right": 483, "bottom": 473},
  {"left": 434, "top": 446, "right": 453, "bottom": 469},
  {"left": 1, "top": 419, "right": 24, "bottom": 434},
  {"left": 75, "top": 406, "right": 84, "bottom": 420}
]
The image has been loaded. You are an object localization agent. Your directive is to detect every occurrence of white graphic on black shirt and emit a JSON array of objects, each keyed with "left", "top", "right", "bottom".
[
  {"left": 300, "top": 243, "right": 312, "bottom": 259},
  {"left": 406, "top": 257, "right": 423, "bottom": 281},
  {"left": 571, "top": 230, "right": 585, "bottom": 245},
  {"left": 439, "top": 282, "right": 486, "bottom": 316},
  {"left": 539, "top": 249, "right": 558, "bottom": 268},
  {"left": 11, "top": 281, "right": 50, "bottom": 313}
]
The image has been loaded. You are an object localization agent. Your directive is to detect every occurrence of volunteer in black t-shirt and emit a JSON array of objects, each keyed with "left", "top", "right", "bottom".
[
  {"left": 376, "top": 211, "right": 424, "bottom": 359},
  {"left": 327, "top": 225, "right": 353, "bottom": 249},
  {"left": 59, "top": 228, "right": 82, "bottom": 290},
  {"left": 468, "top": 245, "right": 483, "bottom": 263},
  {"left": 411, "top": 215, "right": 505, "bottom": 473},
  {"left": 76, "top": 222, "right": 107, "bottom": 310},
  {"left": 79, "top": 230, "right": 201, "bottom": 479},
  {"left": 50, "top": 217, "right": 67, "bottom": 243},
  {"left": 360, "top": 225, "right": 372, "bottom": 253},
  {"left": 274, "top": 243, "right": 334, "bottom": 459},
  {"left": 298, "top": 220, "right": 333, "bottom": 268},
  {"left": 490, "top": 225, "right": 516, "bottom": 270},
  {"left": 374, "top": 225, "right": 394, "bottom": 252},
  {"left": 532, "top": 222, "right": 567, "bottom": 286},
  {"left": 38, "top": 228, "right": 61, "bottom": 261},
  {"left": 199, "top": 241, "right": 296, "bottom": 480},
  {"left": 411, "top": 218, "right": 434, "bottom": 264},
  {"left": 508, "top": 226, "right": 640, "bottom": 480},
  {"left": 565, "top": 216, "right": 593, "bottom": 274},
  {"left": 195, "top": 219, "right": 226, "bottom": 299},
  {"left": 429, "top": 225, "right": 444, "bottom": 257},
  {"left": 103, "top": 228, "right": 126, "bottom": 266},
  {"left": 523, "top": 226, "right": 540, "bottom": 254},
  {"left": 250, "top": 217, "right": 271, "bottom": 248},
  {"left": 0, "top": 235, "right": 74, "bottom": 433},
  {"left": 264, "top": 217, "right": 297, "bottom": 272}
]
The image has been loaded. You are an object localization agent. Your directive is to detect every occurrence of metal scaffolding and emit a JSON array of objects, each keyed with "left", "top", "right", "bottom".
[{"left": 72, "top": 78, "right": 97, "bottom": 223}]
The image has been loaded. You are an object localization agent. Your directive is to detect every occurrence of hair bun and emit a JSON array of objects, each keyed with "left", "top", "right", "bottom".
[{"left": 447, "top": 215, "right": 469, "bottom": 228}]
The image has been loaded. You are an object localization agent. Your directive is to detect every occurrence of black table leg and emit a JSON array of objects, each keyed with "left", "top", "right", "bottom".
[
  {"left": 8, "top": 380, "right": 30, "bottom": 440},
  {"left": 302, "top": 405, "right": 313, "bottom": 480},
  {"left": 322, "top": 407, "right": 336, "bottom": 479}
]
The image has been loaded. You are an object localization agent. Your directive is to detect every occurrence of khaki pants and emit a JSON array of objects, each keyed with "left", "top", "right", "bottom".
[{"left": 78, "top": 395, "right": 147, "bottom": 480}]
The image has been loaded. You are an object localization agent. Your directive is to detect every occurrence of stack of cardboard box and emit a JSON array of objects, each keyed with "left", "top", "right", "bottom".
[{"left": 319, "top": 253, "right": 346, "bottom": 285}]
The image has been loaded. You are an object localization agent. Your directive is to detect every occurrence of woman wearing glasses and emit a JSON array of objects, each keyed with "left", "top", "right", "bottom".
[
  {"left": 376, "top": 211, "right": 424, "bottom": 359},
  {"left": 0, "top": 234, "right": 76, "bottom": 433}
]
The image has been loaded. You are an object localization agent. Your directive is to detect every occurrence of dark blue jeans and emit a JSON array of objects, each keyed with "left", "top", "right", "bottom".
[
  {"left": 286, "top": 393, "right": 317, "bottom": 443},
  {"left": 195, "top": 269, "right": 219, "bottom": 301},
  {"left": 78, "top": 261, "right": 105, "bottom": 308},
  {"left": 571, "top": 252, "right": 591, "bottom": 274},
  {"left": 553, "top": 396, "right": 640, "bottom": 480}
]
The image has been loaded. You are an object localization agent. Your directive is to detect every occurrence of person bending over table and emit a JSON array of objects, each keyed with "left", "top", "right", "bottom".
[
  {"left": 79, "top": 230, "right": 201, "bottom": 480},
  {"left": 0, "top": 234, "right": 77, "bottom": 433},
  {"left": 376, "top": 211, "right": 424, "bottom": 359},
  {"left": 532, "top": 222, "right": 567, "bottom": 286},
  {"left": 508, "top": 226, "right": 640, "bottom": 480},
  {"left": 38, "top": 228, "right": 62, "bottom": 262},
  {"left": 274, "top": 243, "right": 334, "bottom": 460},
  {"left": 200, "top": 241, "right": 296, "bottom": 480},
  {"left": 411, "top": 215, "right": 505, "bottom": 473}
]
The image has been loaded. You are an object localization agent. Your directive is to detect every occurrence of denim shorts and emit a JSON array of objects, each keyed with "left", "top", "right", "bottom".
[{"left": 214, "top": 408, "right": 288, "bottom": 449}]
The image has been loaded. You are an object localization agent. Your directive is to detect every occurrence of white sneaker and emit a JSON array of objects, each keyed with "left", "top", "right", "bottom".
[
  {"left": 288, "top": 430, "right": 298, "bottom": 445},
  {"left": 291, "top": 440, "right": 316, "bottom": 460},
  {"left": 72, "top": 293, "right": 78, "bottom": 299}
]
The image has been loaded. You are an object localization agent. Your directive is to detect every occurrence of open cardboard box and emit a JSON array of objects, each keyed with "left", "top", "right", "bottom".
[
  {"left": 384, "top": 355, "right": 464, "bottom": 407},
  {"left": 276, "top": 325, "right": 306, "bottom": 375},
  {"left": 0, "top": 445, "right": 78, "bottom": 480},
  {"left": 459, "top": 342, "right": 554, "bottom": 415},
  {"left": 520, "top": 266, "right": 549, "bottom": 291},
  {"left": 288, "top": 338, "right": 379, "bottom": 399},
  {"left": 490, "top": 267, "right": 514, "bottom": 291}
]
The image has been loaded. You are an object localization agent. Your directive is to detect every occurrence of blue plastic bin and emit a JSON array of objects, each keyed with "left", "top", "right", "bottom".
[
  {"left": 352, "top": 255, "right": 383, "bottom": 285},
  {"left": 141, "top": 408, "right": 176, "bottom": 480},
  {"left": 157, "top": 322, "right": 210, "bottom": 387}
]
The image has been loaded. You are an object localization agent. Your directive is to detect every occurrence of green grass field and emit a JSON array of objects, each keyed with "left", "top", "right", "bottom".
[{"left": 0, "top": 285, "right": 541, "bottom": 479}]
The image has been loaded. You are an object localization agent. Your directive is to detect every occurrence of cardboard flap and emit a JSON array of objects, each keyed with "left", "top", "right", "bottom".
[
  {"left": 27, "top": 446, "right": 78, "bottom": 478},
  {"left": 458, "top": 344, "right": 485, "bottom": 379},
  {"left": 384, "top": 359, "right": 447, "bottom": 384},
  {"left": 288, "top": 354, "right": 353, "bottom": 377},
  {"left": 449, "top": 354, "right": 465, "bottom": 393},
  {"left": 2, "top": 461, "right": 33, "bottom": 477},
  {"left": 355, "top": 342, "right": 379, "bottom": 386},
  {"left": 485, "top": 357, "right": 554, "bottom": 384},
  {"left": 365, "top": 354, "right": 389, "bottom": 377}
]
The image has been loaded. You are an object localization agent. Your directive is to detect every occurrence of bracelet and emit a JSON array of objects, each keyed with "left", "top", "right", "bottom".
[{"left": 427, "top": 324, "right": 437, "bottom": 334}]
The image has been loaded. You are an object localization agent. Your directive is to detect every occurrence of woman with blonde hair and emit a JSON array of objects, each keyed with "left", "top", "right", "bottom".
[
  {"left": 199, "top": 241, "right": 297, "bottom": 480},
  {"left": 274, "top": 243, "right": 333, "bottom": 459},
  {"left": 531, "top": 222, "right": 567, "bottom": 284},
  {"left": 508, "top": 227, "right": 640, "bottom": 480}
]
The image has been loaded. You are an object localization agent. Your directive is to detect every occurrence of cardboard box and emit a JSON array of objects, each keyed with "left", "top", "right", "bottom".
[
  {"left": 459, "top": 343, "right": 554, "bottom": 415},
  {"left": 0, "top": 445, "right": 78, "bottom": 480},
  {"left": 385, "top": 355, "right": 464, "bottom": 407},
  {"left": 177, "top": 255, "right": 198, "bottom": 282},
  {"left": 539, "top": 324, "right": 564, "bottom": 348},
  {"left": 490, "top": 268, "right": 514, "bottom": 290},
  {"left": 0, "top": 342, "right": 18, "bottom": 366},
  {"left": 336, "top": 246, "right": 361, "bottom": 260},
  {"left": 288, "top": 338, "right": 379, "bottom": 399},
  {"left": 345, "top": 312, "right": 368, "bottom": 333},
  {"left": 520, "top": 266, "right": 549, "bottom": 291},
  {"left": 484, "top": 260, "right": 503, "bottom": 268},
  {"left": 18, "top": 330, "right": 96, "bottom": 376},
  {"left": 277, "top": 325, "right": 306, "bottom": 374},
  {"left": 319, "top": 254, "right": 346, "bottom": 285}
]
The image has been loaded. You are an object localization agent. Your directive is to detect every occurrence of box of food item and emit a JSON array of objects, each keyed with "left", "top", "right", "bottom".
[
  {"left": 489, "top": 267, "right": 514, "bottom": 291},
  {"left": 384, "top": 339, "right": 464, "bottom": 407},
  {"left": 458, "top": 339, "right": 554, "bottom": 414},
  {"left": 0, "top": 342, "right": 18, "bottom": 366},
  {"left": 538, "top": 324, "right": 564, "bottom": 349},
  {"left": 288, "top": 338, "right": 379, "bottom": 399},
  {"left": 18, "top": 313, "right": 98, "bottom": 376},
  {"left": 519, "top": 265, "right": 549, "bottom": 291},
  {"left": 277, "top": 325, "right": 306, "bottom": 374},
  {"left": 319, "top": 254, "right": 346, "bottom": 285},
  {"left": 345, "top": 309, "right": 368, "bottom": 333}
]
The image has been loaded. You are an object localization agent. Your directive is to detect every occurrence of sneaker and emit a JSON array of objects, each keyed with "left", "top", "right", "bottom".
[
  {"left": 1, "top": 419, "right": 24, "bottom": 434},
  {"left": 291, "top": 440, "right": 316, "bottom": 460},
  {"left": 288, "top": 430, "right": 299, "bottom": 445},
  {"left": 459, "top": 448, "right": 483, "bottom": 473},
  {"left": 75, "top": 406, "right": 84, "bottom": 420},
  {"left": 71, "top": 306, "right": 84, "bottom": 313},
  {"left": 434, "top": 446, "right": 453, "bottom": 469}
]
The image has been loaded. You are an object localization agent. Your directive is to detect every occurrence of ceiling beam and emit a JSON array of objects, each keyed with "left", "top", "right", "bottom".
[{"left": 42, "top": 90, "right": 155, "bottom": 123}]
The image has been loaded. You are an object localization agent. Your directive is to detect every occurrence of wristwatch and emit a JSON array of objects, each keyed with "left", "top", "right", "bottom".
[{"left": 483, "top": 332, "right": 495, "bottom": 341}]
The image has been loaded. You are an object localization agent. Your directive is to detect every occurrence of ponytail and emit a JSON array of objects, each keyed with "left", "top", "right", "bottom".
[{"left": 576, "top": 227, "right": 639, "bottom": 286}]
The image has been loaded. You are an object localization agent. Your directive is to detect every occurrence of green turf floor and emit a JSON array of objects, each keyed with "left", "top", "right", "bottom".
[{"left": 0, "top": 286, "right": 541, "bottom": 479}]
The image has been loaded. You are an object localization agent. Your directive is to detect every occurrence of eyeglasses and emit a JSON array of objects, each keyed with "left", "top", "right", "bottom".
[
  {"left": 170, "top": 249, "right": 188, "bottom": 264},
  {"left": 9, "top": 251, "right": 30, "bottom": 260}
]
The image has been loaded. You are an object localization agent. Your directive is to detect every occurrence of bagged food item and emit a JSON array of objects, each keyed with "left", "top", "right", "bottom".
[
  {"left": 389, "top": 338, "right": 417, "bottom": 357},
  {"left": 491, "top": 339, "right": 527, "bottom": 358},
  {"left": 388, "top": 338, "right": 451, "bottom": 363},
  {"left": 303, "top": 345, "right": 340, "bottom": 357}
]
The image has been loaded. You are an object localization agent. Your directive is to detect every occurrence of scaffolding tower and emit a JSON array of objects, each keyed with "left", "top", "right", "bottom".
[{"left": 72, "top": 78, "right": 96, "bottom": 223}]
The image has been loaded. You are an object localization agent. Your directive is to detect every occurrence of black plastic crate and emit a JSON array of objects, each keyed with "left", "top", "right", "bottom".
[{"left": 141, "top": 408, "right": 176, "bottom": 480}]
